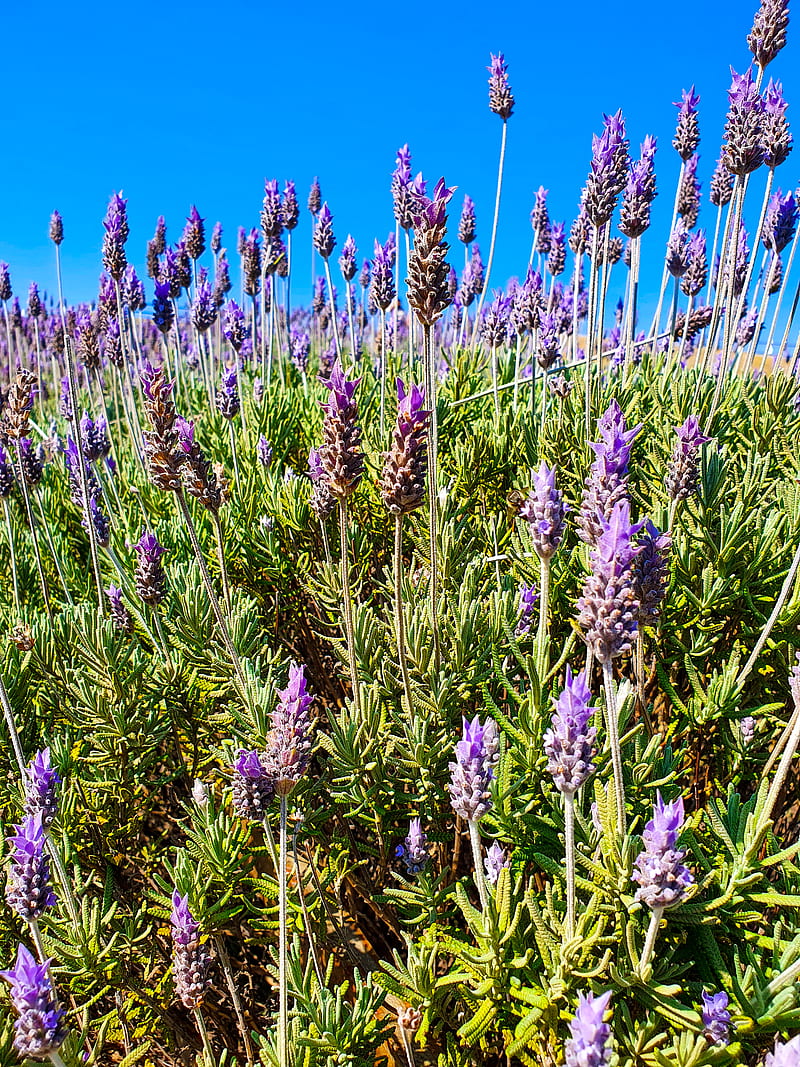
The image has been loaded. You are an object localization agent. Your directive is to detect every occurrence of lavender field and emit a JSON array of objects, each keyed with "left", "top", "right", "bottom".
[{"left": 2, "top": 1, "right": 800, "bottom": 1065}]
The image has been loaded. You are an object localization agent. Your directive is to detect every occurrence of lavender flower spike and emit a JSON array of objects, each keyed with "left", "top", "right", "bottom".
[
  {"left": 0, "top": 943, "right": 67, "bottom": 1058},
  {"left": 23, "top": 749, "right": 61, "bottom": 830},
  {"left": 487, "top": 52, "right": 514, "bottom": 120},
  {"left": 632, "top": 792, "right": 694, "bottom": 909},
  {"left": 5, "top": 813, "right": 56, "bottom": 920},
  {"left": 701, "top": 990, "right": 731, "bottom": 1046},
  {"left": 231, "top": 748, "right": 273, "bottom": 820},
  {"left": 318, "top": 359, "right": 364, "bottom": 498},
  {"left": 381, "top": 379, "right": 430, "bottom": 515},
  {"left": 448, "top": 716, "right": 499, "bottom": 822},
  {"left": 565, "top": 990, "right": 613, "bottom": 1067},
  {"left": 395, "top": 818, "right": 430, "bottom": 875},
  {"left": 544, "top": 667, "right": 597, "bottom": 795},
  {"left": 520, "top": 462, "right": 567, "bottom": 560},
  {"left": 665, "top": 416, "right": 711, "bottom": 504},
  {"left": 515, "top": 582, "right": 538, "bottom": 636},
  {"left": 265, "top": 662, "right": 316, "bottom": 794},
  {"left": 170, "top": 890, "right": 212, "bottom": 1009}
]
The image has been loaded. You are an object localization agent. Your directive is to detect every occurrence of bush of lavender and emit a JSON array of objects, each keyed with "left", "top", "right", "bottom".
[{"left": 2, "top": 4, "right": 800, "bottom": 1065}]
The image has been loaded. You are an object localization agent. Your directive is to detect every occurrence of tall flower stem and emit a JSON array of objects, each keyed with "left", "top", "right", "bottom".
[
  {"left": 4, "top": 498, "right": 20, "bottom": 615},
  {"left": 47, "top": 837, "right": 81, "bottom": 927},
  {"left": 323, "top": 258, "right": 342, "bottom": 362},
  {"left": 736, "top": 539, "right": 800, "bottom": 690},
  {"left": 29, "top": 918, "right": 46, "bottom": 962},
  {"left": 49, "top": 1053, "right": 68, "bottom": 1067},
  {"left": 0, "top": 672, "right": 26, "bottom": 778},
  {"left": 602, "top": 659, "right": 626, "bottom": 837},
  {"left": 380, "top": 308, "right": 387, "bottom": 439},
  {"left": 194, "top": 1007, "right": 215, "bottom": 1067},
  {"left": 622, "top": 235, "right": 642, "bottom": 384},
  {"left": 278, "top": 793, "right": 290, "bottom": 1067},
  {"left": 709, "top": 181, "right": 747, "bottom": 423},
  {"left": 467, "top": 819, "right": 489, "bottom": 910},
  {"left": 472, "top": 119, "right": 508, "bottom": 345},
  {"left": 228, "top": 421, "right": 241, "bottom": 492},
  {"left": 564, "top": 793, "right": 576, "bottom": 938},
  {"left": 584, "top": 227, "right": 601, "bottom": 444},
  {"left": 175, "top": 491, "right": 246, "bottom": 691},
  {"left": 12, "top": 442, "right": 51, "bottom": 617},
  {"left": 211, "top": 512, "right": 233, "bottom": 617},
  {"left": 649, "top": 161, "right": 686, "bottom": 338},
  {"left": 338, "top": 499, "right": 361, "bottom": 715},
  {"left": 423, "top": 325, "right": 440, "bottom": 665},
  {"left": 33, "top": 490, "right": 73, "bottom": 606},
  {"left": 394, "top": 516, "right": 414, "bottom": 718},
  {"left": 638, "top": 906, "right": 664, "bottom": 973},
  {"left": 535, "top": 556, "right": 551, "bottom": 677}
]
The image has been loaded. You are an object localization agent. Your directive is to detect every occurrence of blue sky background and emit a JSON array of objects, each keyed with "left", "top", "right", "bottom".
[{"left": 0, "top": 0, "right": 796, "bottom": 322}]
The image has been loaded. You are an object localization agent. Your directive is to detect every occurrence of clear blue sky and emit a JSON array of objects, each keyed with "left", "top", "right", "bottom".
[{"left": 0, "top": 0, "right": 796, "bottom": 318}]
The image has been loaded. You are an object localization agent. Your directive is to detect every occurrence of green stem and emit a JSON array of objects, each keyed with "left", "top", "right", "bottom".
[
  {"left": 278, "top": 793, "right": 290, "bottom": 1067},
  {"left": 194, "top": 1006, "right": 215, "bottom": 1067},
  {"left": 13, "top": 440, "right": 51, "bottom": 617},
  {"left": 602, "top": 658, "right": 626, "bottom": 837},
  {"left": 639, "top": 906, "right": 664, "bottom": 973},
  {"left": 3, "top": 498, "right": 20, "bottom": 615},
  {"left": 338, "top": 499, "right": 361, "bottom": 715},
  {"left": 394, "top": 516, "right": 414, "bottom": 718},
  {"left": 564, "top": 792, "right": 576, "bottom": 938},
  {"left": 0, "top": 671, "right": 26, "bottom": 778},
  {"left": 468, "top": 819, "right": 489, "bottom": 910},
  {"left": 211, "top": 511, "right": 233, "bottom": 617}
]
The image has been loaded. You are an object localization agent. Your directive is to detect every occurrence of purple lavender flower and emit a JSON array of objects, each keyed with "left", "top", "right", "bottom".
[
  {"left": 170, "top": 891, "right": 212, "bottom": 1009},
  {"left": 264, "top": 663, "right": 316, "bottom": 794},
  {"left": 458, "top": 195, "right": 476, "bottom": 245},
  {"left": 257, "top": 435, "right": 273, "bottom": 468},
  {"left": 395, "top": 818, "right": 429, "bottom": 875},
  {"left": 313, "top": 202, "right": 336, "bottom": 259},
  {"left": 106, "top": 584, "right": 134, "bottom": 634},
  {"left": 122, "top": 264, "right": 146, "bottom": 312},
  {"left": 677, "top": 153, "right": 702, "bottom": 228},
  {"left": 723, "top": 67, "right": 765, "bottom": 176},
  {"left": 49, "top": 210, "right": 64, "bottom": 245},
  {"left": 381, "top": 378, "right": 430, "bottom": 515},
  {"left": 133, "top": 530, "right": 167, "bottom": 606},
  {"left": 547, "top": 222, "right": 566, "bottom": 278},
  {"left": 565, "top": 991, "right": 613, "bottom": 1067},
  {"left": 520, "top": 463, "right": 567, "bottom": 560},
  {"left": 740, "top": 715, "right": 756, "bottom": 746},
  {"left": 762, "top": 79, "right": 793, "bottom": 169},
  {"left": 5, "top": 813, "right": 56, "bottom": 919},
  {"left": 681, "top": 230, "right": 708, "bottom": 296},
  {"left": 666, "top": 223, "right": 690, "bottom": 277},
  {"left": 152, "top": 280, "right": 174, "bottom": 334},
  {"left": 633, "top": 521, "right": 671, "bottom": 627},
  {"left": 307, "top": 177, "right": 322, "bottom": 216},
  {"left": 222, "top": 299, "right": 247, "bottom": 353},
  {"left": 318, "top": 359, "right": 363, "bottom": 498},
  {"left": 102, "top": 191, "right": 128, "bottom": 280},
  {"left": 281, "top": 181, "right": 299, "bottom": 230},
  {"left": 191, "top": 275, "right": 217, "bottom": 333},
  {"left": 448, "top": 716, "right": 500, "bottom": 822},
  {"left": 232, "top": 748, "right": 273, "bottom": 819},
  {"left": 701, "top": 990, "right": 731, "bottom": 1046},
  {"left": 578, "top": 400, "right": 642, "bottom": 546},
  {"left": 515, "top": 582, "right": 539, "bottom": 637},
  {"left": 290, "top": 329, "right": 311, "bottom": 373},
  {"left": 0, "top": 944, "right": 67, "bottom": 1058},
  {"left": 765, "top": 1035, "right": 800, "bottom": 1065},
  {"left": 487, "top": 52, "right": 514, "bottom": 120},
  {"left": 80, "top": 412, "right": 111, "bottom": 463},
  {"left": 183, "top": 205, "right": 206, "bottom": 260},
  {"left": 632, "top": 792, "right": 694, "bottom": 908},
  {"left": 673, "top": 87, "right": 701, "bottom": 160},
  {"left": 748, "top": 0, "right": 789, "bottom": 70},
  {"left": 339, "top": 234, "right": 358, "bottom": 282},
  {"left": 710, "top": 154, "right": 735, "bottom": 207},
  {"left": 531, "top": 186, "right": 550, "bottom": 248},
  {"left": 481, "top": 292, "right": 510, "bottom": 348},
  {"left": 23, "top": 750, "right": 61, "bottom": 831},
  {"left": 763, "top": 189, "right": 798, "bottom": 253},
  {"left": 370, "top": 239, "right": 396, "bottom": 312},
  {"left": 216, "top": 366, "right": 240, "bottom": 420},
  {"left": 483, "top": 842, "right": 509, "bottom": 885},
  {"left": 544, "top": 667, "right": 597, "bottom": 795},
  {"left": 577, "top": 499, "right": 644, "bottom": 663},
  {"left": 665, "top": 416, "right": 711, "bottom": 502},
  {"left": 584, "top": 111, "right": 629, "bottom": 228}
]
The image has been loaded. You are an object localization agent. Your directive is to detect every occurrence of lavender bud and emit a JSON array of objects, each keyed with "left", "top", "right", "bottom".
[
  {"left": 106, "top": 584, "right": 134, "bottom": 634},
  {"left": 282, "top": 182, "right": 299, "bottom": 230},
  {"left": 740, "top": 715, "right": 756, "bottom": 746},
  {"left": 222, "top": 299, "right": 247, "bottom": 352},
  {"left": 487, "top": 52, "right": 514, "bottom": 120},
  {"left": 544, "top": 666, "right": 597, "bottom": 795},
  {"left": 339, "top": 234, "right": 358, "bottom": 282},
  {"left": 216, "top": 367, "right": 240, "bottom": 420},
  {"left": 370, "top": 240, "right": 396, "bottom": 312},
  {"left": 483, "top": 842, "right": 509, "bottom": 886},
  {"left": 448, "top": 716, "right": 499, "bottom": 822},
  {"left": 762, "top": 79, "right": 793, "bottom": 169},
  {"left": 666, "top": 223, "right": 690, "bottom": 278},
  {"left": 565, "top": 991, "right": 613, "bottom": 1067},
  {"left": 0, "top": 944, "right": 67, "bottom": 1058},
  {"left": 633, "top": 521, "right": 671, "bottom": 627},
  {"left": 307, "top": 177, "right": 322, "bottom": 216},
  {"left": 381, "top": 379, "right": 430, "bottom": 514},
  {"left": 677, "top": 153, "right": 702, "bottom": 229},
  {"left": 710, "top": 154, "right": 735, "bottom": 207},
  {"left": 49, "top": 210, "right": 64, "bottom": 246},
  {"left": 458, "top": 195, "right": 476, "bottom": 244},
  {"left": 242, "top": 229, "right": 262, "bottom": 296},
  {"left": 174, "top": 417, "right": 223, "bottom": 513},
  {"left": 170, "top": 891, "right": 212, "bottom": 1009},
  {"left": 23, "top": 750, "right": 61, "bottom": 831},
  {"left": 19, "top": 438, "right": 44, "bottom": 488},
  {"left": 520, "top": 462, "right": 567, "bottom": 560},
  {"left": 578, "top": 399, "right": 641, "bottom": 546},
  {"left": 308, "top": 448, "right": 335, "bottom": 521},
  {"left": 723, "top": 68, "right": 765, "bottom": 176},
  {"left": 547, "top": 221, "right": 567, "bottom": 277},
  {"left": 5, "top": 814, "right": 56, "bottom": 920},
  {"left": 515, "top": 582, "right": 539, "bottom": 637},
  {"left": 211, "top": 221, "right": 223, "bottom": 254},
  {"left": 318, "top": 359, "right": 364, "bottom": 498},
  {"left": 531, "top": 187, "right": 550, "bottom": 247},
  {"left": 152, "top": 280, "right": 174, "bottom": 335},
  {"left": 665, "top": 416, "right": 711, "bottom": 502},
  {"left": 632, "top": 792, "right": 694, "bottom": 908},
  {"left": 102, "top": 192, "right": 128, "bottom": 281},
  {"left": 313, "top": 203, "right": 336, "bottom": 259},
  {"left": 231, "top": 748, "right": 273, "bottom": 819},
  {"left": 191, "top": 276, "right": 217, "bottom": 333},
  {"left": 263, "top": 663, "right": 315, "bottom": 794},
  {"left": 584, "top": 111, "right": 629, "bottom": 228},
  {"left": 395, "top": 818, "right": 430, "bottom": 875},
  {"left": 257, "top": 436, "right": 273, "bottom": 468},
  {"left": 701, "top": 990, "right": 731, "bottom": 1046},
  {"left": 681, "top": 230, "right": 708, "bottom": 296},
  {"left": 673, "top": 87, "right": 701, "bottom": 160},
  {"left": 748, "top": 0, "right": 789, "bottom": 70},
  {"left": 406, "top": 177, "right": 455, "bottom": 327},
  {"left": 133, "top": 531, "right": 167, "bottom": 606}
]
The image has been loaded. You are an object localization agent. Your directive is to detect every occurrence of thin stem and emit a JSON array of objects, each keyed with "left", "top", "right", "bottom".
[
  {"left": 228, "top": 419, "right": 241, "bottom": 492},
  {"left": 194, "top": 1006, "right": 215, "bottom": 1067},
  {"left": 49, "top": 1053, "right": 68, "bottom": 1067},
  {"left": 13, "top": 441, "right": 51, "bottom": 617},
  {"left": 291, "top": 819, "right": 325, "bottom": 990},
  {"left": 29, "top": 918, "right": 46, "bottom": 962},
  {"left": 564, "top": 792, "right": 576, "bottom": 938},
  {"left": 380, "top": 307, "right": 387, "bottom": 439},
  {"left": 638, "top": 906, "right": 664, "bottom": 973},
  {"left": 175, "top": 492, "right": 246, "bottom": 692},
  {"left": 0, "top": 671, "right": 26, "bottom": 779},
  {"left": 535, "top": 556, "right": 550, "bottom": 678},
  {"left": 211, "top": 511, "right": 233, "bottom": 617},
  {"left": 472, "top": 120, "right": 508, "bottom": 345},
  {"left": 602, "top": 658, "right": 626, "bottom": 837},
  {"left": 467, "top": 819, "right": 489, "bottom": 910},
  {"left": 323, "top": 258, "right": 342, "bottom": 362},
  {"left": 3, "top": 498, "right": 20, "bottom": 616},
  {"left": 338, "top": 498, "right": 361, "bottom": 715},
  {"left": 736, "top": 539, "right": 800, "bottom": 690},
  {"left": 423, "top": 325, "right": 440, "bottom": 665},
  {"left": 278, "top": 793, "right": 290, "bottom": 1067},
  {"left": 394, "top": 516, "right": 413, "bottom": 718}
]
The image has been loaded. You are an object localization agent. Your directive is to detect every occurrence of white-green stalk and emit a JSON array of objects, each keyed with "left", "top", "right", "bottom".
[{"left": 602, "top": 659, "right": 626, "bottom": 837}]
